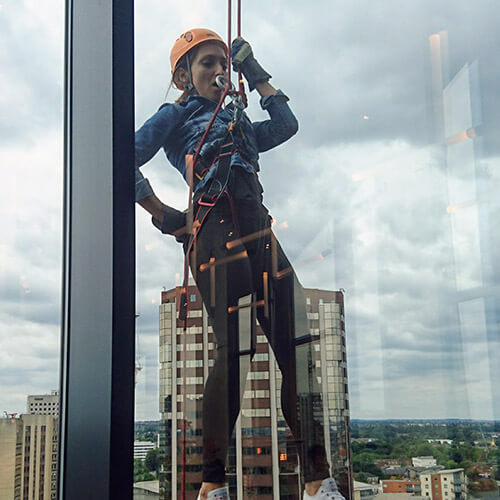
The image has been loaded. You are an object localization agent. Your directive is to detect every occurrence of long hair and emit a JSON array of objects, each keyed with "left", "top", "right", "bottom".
[{"left": 167, "top": 47, "right": 200, "bottom": 104}]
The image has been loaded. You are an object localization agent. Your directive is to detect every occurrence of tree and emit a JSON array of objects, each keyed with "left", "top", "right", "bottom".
[
  {"left": 355, "top": 472, "right": 367, "bottom": 482},
  {"left": 145, "top": 448, "right": 159, "bottom": 474},
  {"left": 352, "top": 452, "right": 382, "bottom": 476},
  {"left": 134, "top": 458, "right": 156, "bottom": 483},
  {"left": 415, "top": 443, "right": 435, "bottom": 457}
]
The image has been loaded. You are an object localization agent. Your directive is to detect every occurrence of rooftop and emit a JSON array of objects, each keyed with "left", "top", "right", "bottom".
[
  {"left": 420, "top": 467, "right": 463, "bottom": 475},
  {"left": 354, "top": 481, "right": 378, "bottom": 492},
  {"left": 133, "top": 480, "right": 159, "bottom": 494}
]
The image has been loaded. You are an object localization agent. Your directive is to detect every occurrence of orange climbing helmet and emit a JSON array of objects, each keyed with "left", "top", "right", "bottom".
[{"left": 170, "top": 28, "right": 227, "bottom": 75}]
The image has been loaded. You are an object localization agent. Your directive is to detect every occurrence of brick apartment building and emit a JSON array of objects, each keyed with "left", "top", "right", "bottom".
[{"left": 158, "top": 285, "right": 352, "bottom": 499}]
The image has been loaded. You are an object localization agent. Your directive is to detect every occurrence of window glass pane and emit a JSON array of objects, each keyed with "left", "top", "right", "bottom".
[
  {"left": 134, "top": 2, "right": 499, "bottom": 500},
  {"left": 0, "top": 2, "right": 63, "bottom": 499}
]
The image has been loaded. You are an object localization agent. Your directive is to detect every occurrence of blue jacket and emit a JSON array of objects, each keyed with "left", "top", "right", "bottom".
[{"left": 135, "top": 90, "right": 298, "bottom": 201}]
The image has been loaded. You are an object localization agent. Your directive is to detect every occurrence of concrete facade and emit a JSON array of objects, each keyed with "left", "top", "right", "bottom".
[
  {"left": 0, "top": 414, "right": 59, "bottom": 500},
  {"left": 27, "top": 391, "right": 59, "bottom": 416},
  {"left": 0, "top": 417, "right": 23, "bottom": 499}
]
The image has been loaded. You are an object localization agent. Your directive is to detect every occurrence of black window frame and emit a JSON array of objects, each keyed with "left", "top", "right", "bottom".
[{"left": 59, "top": 1, "right": 135, "bottom": 499}]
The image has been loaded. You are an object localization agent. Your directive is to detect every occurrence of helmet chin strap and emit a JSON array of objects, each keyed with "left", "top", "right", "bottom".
[{"left": 183, "top": 54, "right": 196, "bottom": 92}]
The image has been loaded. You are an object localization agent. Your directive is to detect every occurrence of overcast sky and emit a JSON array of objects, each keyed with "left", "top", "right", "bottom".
[{"left": 1, "top": 0, "right": 499, "bottom": 421}]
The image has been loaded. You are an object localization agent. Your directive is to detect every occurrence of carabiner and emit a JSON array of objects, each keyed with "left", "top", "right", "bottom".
[{"left": 216, "top": 75, "right": 234, "bottom": 91}]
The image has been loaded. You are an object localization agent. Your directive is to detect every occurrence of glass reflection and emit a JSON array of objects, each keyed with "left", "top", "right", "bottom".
[{"left": 134, "top": 2, "right": 500, "bottom": 499}]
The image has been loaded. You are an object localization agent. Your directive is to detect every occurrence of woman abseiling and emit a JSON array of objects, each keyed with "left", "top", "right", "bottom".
[{"left": 135, "top": 28, "right": 346, "bottom": 500}]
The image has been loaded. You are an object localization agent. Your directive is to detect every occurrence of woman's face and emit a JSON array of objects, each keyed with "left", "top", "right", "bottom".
[{"left": 189, "top": 41, "right": 228, "bottom": 101}]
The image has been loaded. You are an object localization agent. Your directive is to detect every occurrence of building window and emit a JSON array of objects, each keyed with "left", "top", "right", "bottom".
[{"left": 190, "top": 294, "right": 196, "bottom": 302}]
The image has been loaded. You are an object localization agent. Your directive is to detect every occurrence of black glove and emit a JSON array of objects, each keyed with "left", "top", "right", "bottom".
[
  {"left": 231, "top": 37, "right": 271, "bottom": 91},
  {"left": 152, "top": 204, "right": 187, "bottom": 240}
]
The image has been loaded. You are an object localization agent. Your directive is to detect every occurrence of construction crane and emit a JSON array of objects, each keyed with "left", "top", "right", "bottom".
[{"left": 135, "top": 313, "right": 143, "bottom": 386}]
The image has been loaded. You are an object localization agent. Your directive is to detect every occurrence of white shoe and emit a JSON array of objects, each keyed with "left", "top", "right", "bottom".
[
  {"left": 197, "top": 486, "right": 230, "bottom": 500},
  {"left": 303, "top": 478, "right": 346, "bottom": 500}
]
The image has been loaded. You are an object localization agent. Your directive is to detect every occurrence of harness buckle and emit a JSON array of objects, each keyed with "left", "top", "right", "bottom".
[
  {"left": 198, "top": 198, "right": 216, "bottom": 207},
  {"left": 199, "top": 191, "right": 217, "bottom": 206}
]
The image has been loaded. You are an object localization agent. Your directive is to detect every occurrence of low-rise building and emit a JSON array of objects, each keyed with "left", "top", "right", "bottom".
[
  {"left": 381, "top": 479, "right": 421, "bottom": 495},
  {"left": 427, "top": 439, "right": 453, "bottom": 446},
  {"left": 134, "top": 440, "right": 157, "bottom": 461},
  {"left": 420, "top": 468, "right": 467, "bottom": 500},
  {"left": 353, "top": 480, "right": 378, "bottom": 500},
  {"left": 375, "top": 494, "right": 416, "bottom": 499},
  {"left": 413, "top": 456, "right": 437, "bottom": 468},
  {"left": 376, "top": 458, "right": 410, "bottom": 468},
  {"left": 382, "top": 466, "right": 408, "bottom": 478},
  {"left": 363, "top": 473, "right": 379, "bottom": 484}
]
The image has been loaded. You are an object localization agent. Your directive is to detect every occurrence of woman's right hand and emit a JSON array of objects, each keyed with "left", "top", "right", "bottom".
[
  {"left": 138, "top": 195, "right": 187, "bottom": 240},
  {"left": 151, "top": 204, "right": 187, "bottom": 239}
]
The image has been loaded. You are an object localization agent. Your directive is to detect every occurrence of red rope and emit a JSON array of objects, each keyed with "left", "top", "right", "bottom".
[
  {"left": 237, "top": 0, "right": 241, "bottom": 36},
  {"left": 237, "top": 0, "right": 245, "bottom": 96},
  {"left": 228, "top": 0, "right": 232, "bottom": 86}
]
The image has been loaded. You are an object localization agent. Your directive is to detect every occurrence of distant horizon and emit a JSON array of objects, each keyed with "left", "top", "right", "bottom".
[{"left": 133, "top": 417, "right": 500, "bottom": 424}]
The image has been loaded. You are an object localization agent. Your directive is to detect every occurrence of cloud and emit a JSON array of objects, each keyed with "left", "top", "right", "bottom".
[{"left": 0, "top": 1, "right": 63, "bottom": 146}]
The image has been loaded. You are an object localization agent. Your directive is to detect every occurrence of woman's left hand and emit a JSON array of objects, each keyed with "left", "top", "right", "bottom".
[{"left": 231, "top": 37, "right": 271, "bottom": 91}]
